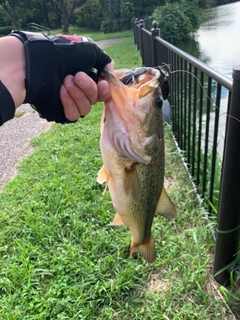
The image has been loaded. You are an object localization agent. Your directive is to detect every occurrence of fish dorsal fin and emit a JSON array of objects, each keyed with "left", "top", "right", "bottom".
[
  {"left": 107, "top": 213, "right": 125, "bottom": 226},
  {"left": 155, "top": 186, "right": 177, "bottom": 220},
  {"left": 123, "top": 164, "right": 140, "bottom": 204}
]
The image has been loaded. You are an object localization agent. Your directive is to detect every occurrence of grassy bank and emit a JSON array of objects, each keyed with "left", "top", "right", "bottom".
[
  {"left": 50, "top": 27, "right": 133, "bottom": 41},
  {"left": 0, "top": 37, "right": 239, "bottom": 319}
]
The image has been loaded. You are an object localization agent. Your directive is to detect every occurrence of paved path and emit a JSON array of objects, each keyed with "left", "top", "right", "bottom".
[
  {"left": 0, "top": 38, "right": 123, "bottom": 191},
  {"left": 0, "top": 105, "right": 50, "bottom": 190}
]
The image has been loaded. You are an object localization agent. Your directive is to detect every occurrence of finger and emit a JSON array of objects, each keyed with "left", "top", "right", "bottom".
[
  {"left": 97, "top": 60, "right": 114, "bottom": 102},
  {"left": 97, "top": 80, "right": 111, "bottom": 102},
  {"left": 73, "top": 72, "right": 98, "bottom": 105},
  {"left": 105, "top": 60, "right": 115, "bottom": 73},
  {"left": 63, "top": 74, "right": 92, "bottom": 115},
  {"left": 60, "top": 83, "right": 80, "bottom": 121}
]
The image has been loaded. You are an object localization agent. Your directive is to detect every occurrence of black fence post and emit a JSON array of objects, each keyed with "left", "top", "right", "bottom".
[
  {"left": 151, "top": 21, "right": 160, "bottom": 67},
  {"left": 139, "top": 19, "right": 145, "bottom": 65},
  {"left": 213, "top": 65, "right": 240, "bottom": 285},
  {"left": 133, "top": 18, "right": 139, "bottom": 45}
]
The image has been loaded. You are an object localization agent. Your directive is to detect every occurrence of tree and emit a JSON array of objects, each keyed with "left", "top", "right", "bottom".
[
  {"left": 152, "top": 0, "right": 201, "bottom": 44},
  {"left": 100, "top": 0, "right": 161, "bottom": 33},
  {"left": 0, "top": 0, "right": 21, "bottom": 28},
  {"left": 0, "top": 5, "right": 11, "bottom": 27},
  {"left": 30, "top": 0, "right": 55, "bottom": 28},
  {"left": 27, "top": 0, "right": 62, "bottom": 29},
  {"left": 53, "top": 0, "right": 86, "bottom": 33},
  {"left": 76, "top": 0, "right": 102, "bottom": 29}
]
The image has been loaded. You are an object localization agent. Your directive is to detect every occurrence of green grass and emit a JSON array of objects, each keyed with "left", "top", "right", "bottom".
[
  {"left": 50, "top": 27, "right": 133, "bottom": 41},
  {"left": 0, "top": 37, "right": 239, "bottom": 319},
  {"left": 14, "top": 111, "right": 26, "bottom": 118}
]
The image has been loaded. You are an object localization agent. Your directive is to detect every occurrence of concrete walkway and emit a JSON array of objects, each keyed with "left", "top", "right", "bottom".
[{"left": 0, "top": 38, "right": 123, "bottom": 191}]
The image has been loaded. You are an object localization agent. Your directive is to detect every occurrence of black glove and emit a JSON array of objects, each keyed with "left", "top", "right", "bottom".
[
  {"left": 0, "top": 81, "right": 15, "bottom": 126},
  {"left": 8, "top": 30, "right": 112, "bottom": 124}
]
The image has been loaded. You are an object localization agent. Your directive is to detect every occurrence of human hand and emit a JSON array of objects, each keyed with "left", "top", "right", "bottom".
[
  {"left": 7, "top": 30, "right": 113, "bottom": 124},
  {"left": 60, "top": 60, "right": 114, "bottom": 121}
]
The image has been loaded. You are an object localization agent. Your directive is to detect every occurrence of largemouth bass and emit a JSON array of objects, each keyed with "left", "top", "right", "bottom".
[{"left": 98, "top": 67, "right": 176, "bottom": 263}]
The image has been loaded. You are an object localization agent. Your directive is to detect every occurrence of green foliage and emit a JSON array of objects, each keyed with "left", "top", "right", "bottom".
[
  {"left": 198, "top": 0, "right": 215, "bottom": 8},
  {"left": 152, "top": 0, "right": 201, "bottom": 44},
  {"left": 165, "top": 0, "right": 214, "bottom": 7},
  {"left": 0, "top": 25, "right": 12, "bottom": 35},
  {"left": 101, "top": 0, "right": 160, "bottom": 33},
  {"left": 0, "top": 6, "right": 10, "bottom": 27},
  {"left": 0, "top": 0, "right": 236, "bottom": 34},
  {"left": 101, "top": 17, "right": 131, "bottom": 33},
  {"left": 76, "top": 0, "right": 103, "bottom": 29}
]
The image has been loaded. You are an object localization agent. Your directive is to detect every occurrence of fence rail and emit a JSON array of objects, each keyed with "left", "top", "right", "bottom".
[
  {"left": 133, "top": 20, "right": 240, "bottom": 285},
  {"left": 27, "top": 22, "right": 51, "bottom": 33}
]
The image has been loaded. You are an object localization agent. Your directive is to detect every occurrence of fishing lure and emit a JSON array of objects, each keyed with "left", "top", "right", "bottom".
[
  {"left": 156, "top": 65, "right": 170, "bottom": 100},
  {"left": 119, "top": 67, "right": 148, "bottom": 85}
]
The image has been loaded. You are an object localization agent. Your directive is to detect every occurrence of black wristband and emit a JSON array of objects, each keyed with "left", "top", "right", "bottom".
[
  {"left": 8, "top": 31, "right": 112, "bottom": 124},
  {"left": 0, "top": 81, "right": 15, "bottom": 126}
]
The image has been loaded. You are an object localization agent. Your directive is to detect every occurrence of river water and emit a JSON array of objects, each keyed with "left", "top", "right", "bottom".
[
  {"left": 178, "top": 1, "right": 240, "bottom": 78},
  {"left": 177, "top": 1, "right": 240, "bottom": 157}
]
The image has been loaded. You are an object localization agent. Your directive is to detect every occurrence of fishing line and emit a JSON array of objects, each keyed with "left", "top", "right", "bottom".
[{"left": 160, "top": 62, "right": 240, "bottom": 124}]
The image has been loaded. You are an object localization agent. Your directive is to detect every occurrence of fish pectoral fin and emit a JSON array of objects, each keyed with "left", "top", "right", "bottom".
[
  {"left": 97, "top": 166, "right": 110, "bottom": 195},
  {"left": 123, "top": 164, "right": 140, "bottom": 204},
  {"left": 130, "top": 236, "right": 156, "bottom": 263},
  {"left": 155, "top": 186, "right": 177, "bottom": 220},
  {"left": 97, "top": 165, "right": 108, "bottom": 184},
  {"left": 107, "top": 213, "right": 125, "bottom": 227}
]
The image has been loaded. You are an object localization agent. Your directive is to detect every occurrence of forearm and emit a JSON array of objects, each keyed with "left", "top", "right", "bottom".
[{"left": 0, "top": 36, "right": 26, "bottom": 108}]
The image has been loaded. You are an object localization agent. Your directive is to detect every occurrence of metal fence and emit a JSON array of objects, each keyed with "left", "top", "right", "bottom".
[{"left": 133, "top": 20, "right": 240, "bottom": 285}]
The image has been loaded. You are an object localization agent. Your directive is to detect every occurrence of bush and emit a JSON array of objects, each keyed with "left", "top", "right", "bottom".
[
  {"left": 0, "top": 26, "right": 13, "bottom": 36},
  {"left": 152, "top": 0, "right": 201, "bottom": 44},
  {"left": 101, "top": 18, "right": 131, "bottom": 33}
]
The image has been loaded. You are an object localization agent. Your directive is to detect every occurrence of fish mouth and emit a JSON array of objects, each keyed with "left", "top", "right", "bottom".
[{"left": 99, "top": 67, "right": 161, "bottom": 90}]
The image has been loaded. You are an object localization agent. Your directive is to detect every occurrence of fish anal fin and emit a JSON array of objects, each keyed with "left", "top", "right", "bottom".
[
  {"left": 156, "top": 186, "right": 177, "bottom": 220},
  {"left": 107, "top": 213, "right": 125, "bottom": 227},
  {"left": 130, "top": 236, "right": 156, "bottom": 263},
  {"left": 123, "top": 164, "right": 140, "bottom": 204}
]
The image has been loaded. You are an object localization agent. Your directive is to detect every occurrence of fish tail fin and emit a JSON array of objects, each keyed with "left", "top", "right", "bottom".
[{"left": 130, "top": 236, "right": 156, "bottom": 263}]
